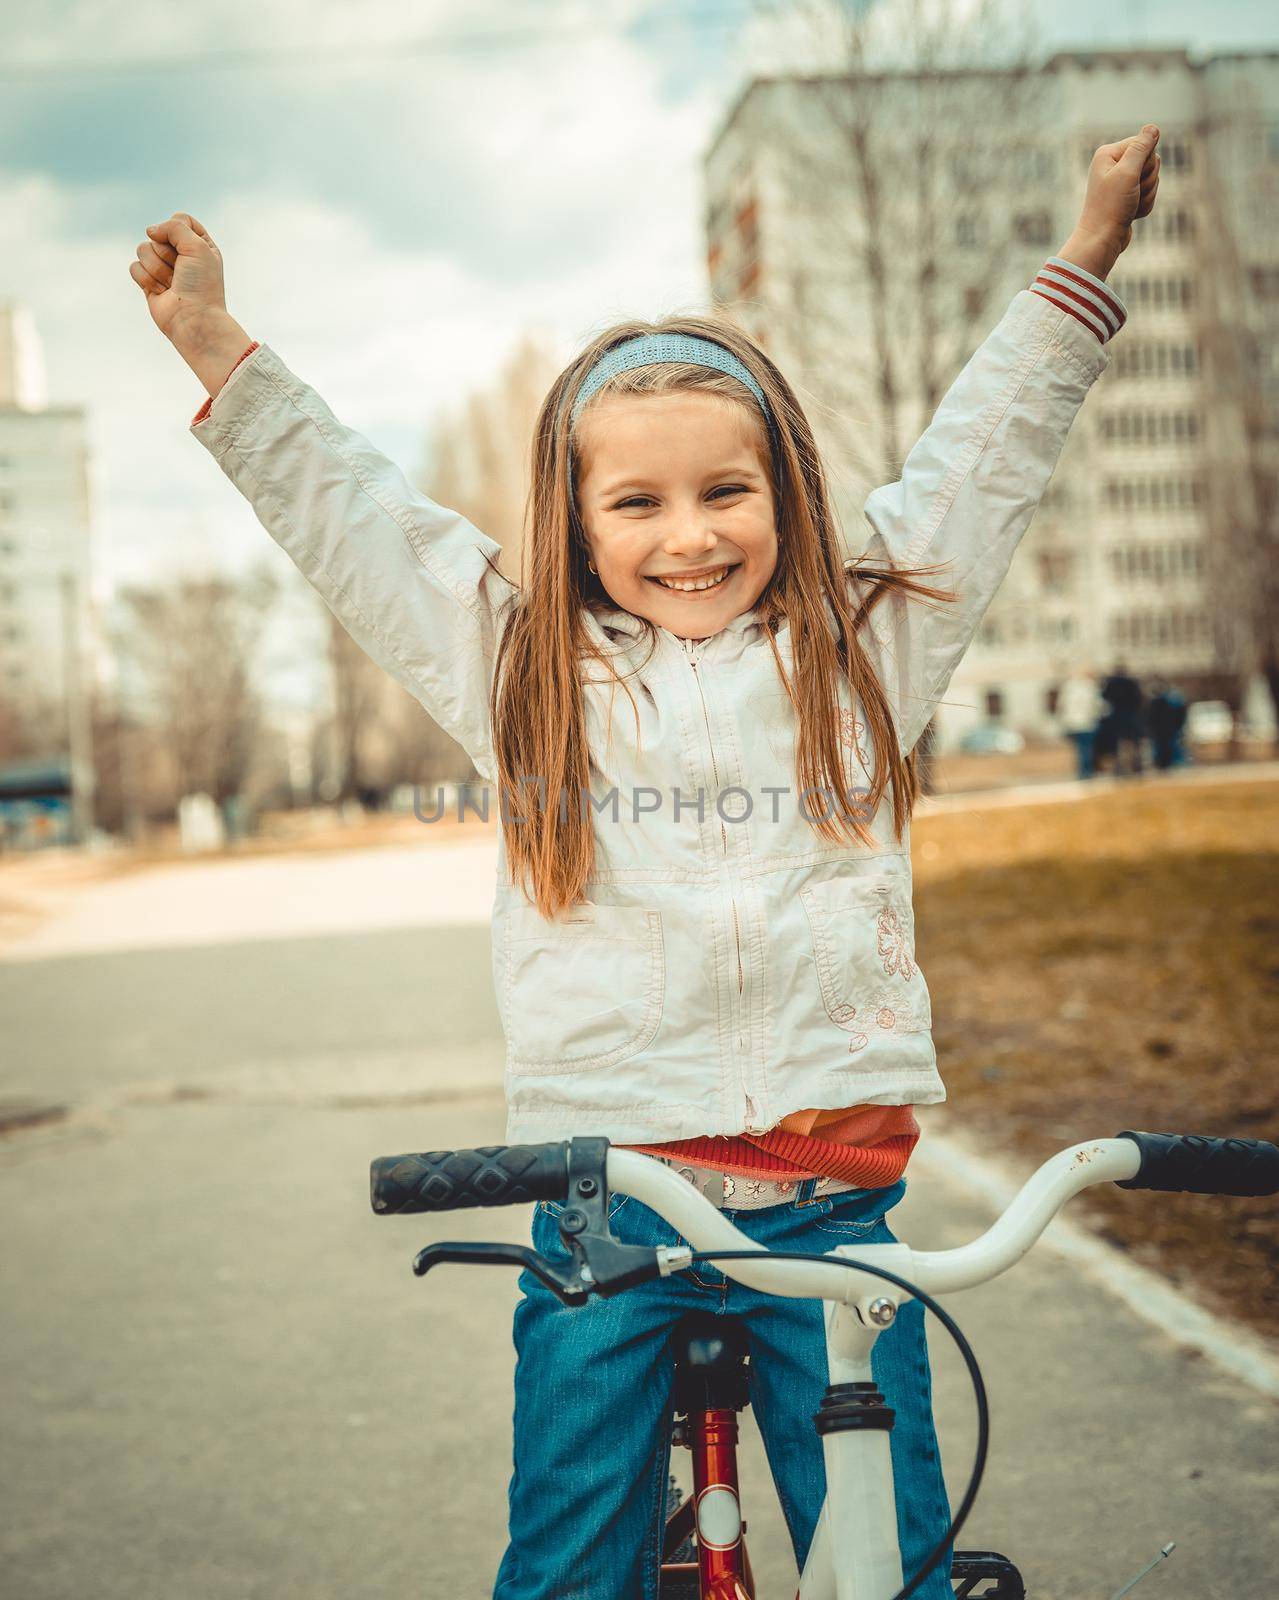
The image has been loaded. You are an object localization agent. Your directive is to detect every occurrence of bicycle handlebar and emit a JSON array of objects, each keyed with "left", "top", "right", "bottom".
[
  {"left": 1114, "top": 1129, "right": 1279, "bottom": 1195},
  {"left": 371, "top": 1131, "right": 1279, "bottom": 1213},
  {"left": 370, "top": 1130, "right": 1278, "bottom": 1303},
  {"left": 370, "top": 1142, "right": 571, "bottom": 1214}
]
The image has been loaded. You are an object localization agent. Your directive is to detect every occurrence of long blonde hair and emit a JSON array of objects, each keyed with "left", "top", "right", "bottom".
[{"left": 485, "top": 312, "right": 957, "bottom": 918}]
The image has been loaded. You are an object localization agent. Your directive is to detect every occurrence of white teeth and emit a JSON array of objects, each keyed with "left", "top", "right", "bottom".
[{"left": 654, "top": 565, "right": 731, "bottom": 592}]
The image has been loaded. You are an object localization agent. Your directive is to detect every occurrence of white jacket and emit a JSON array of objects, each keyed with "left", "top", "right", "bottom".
[
  {"left": 1058, "top": 673, "right": 1103, "bottom": 731},
  {"left": 191, "top": 284, "right": 1113, "bottom": 1144}
]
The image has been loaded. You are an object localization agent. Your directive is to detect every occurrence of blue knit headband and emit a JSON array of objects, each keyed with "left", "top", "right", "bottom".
[{"left": 568, "top": 332, "right": 775, "bottom": 432}]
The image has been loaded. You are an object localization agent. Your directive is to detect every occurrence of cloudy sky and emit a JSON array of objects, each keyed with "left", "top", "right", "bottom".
[{"left": 3, "top": 0, "right": 1274, "bottom": 617}]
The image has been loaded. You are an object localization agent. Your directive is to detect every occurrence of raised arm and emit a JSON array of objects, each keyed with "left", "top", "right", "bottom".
[
  {"left": 131, "top": 213, "right": 511, "bottom": 783},
  {"left": 851, "top": 126, "right": 1160, "bottom": 756}
]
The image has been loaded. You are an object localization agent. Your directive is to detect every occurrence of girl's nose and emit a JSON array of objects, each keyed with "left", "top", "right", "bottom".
[{"left": 665, "top": 521, "right": 718, "bottom": 556}]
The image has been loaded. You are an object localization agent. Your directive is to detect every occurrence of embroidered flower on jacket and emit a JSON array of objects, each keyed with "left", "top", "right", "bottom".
[
  {"left": 722, "top": 1176, "right": 736, "bottom": 1200},
  {"left": 876, "top": 1006, "right": 897, "bottom": 1029},
  {"left": 876, "top": 904, "right": 917, "bottom": 980},
  {"left": 744, "top": 1178, "right": 763, "bottom": 1197},
  {"left": 827, "top": 999, "right": 870, "bottom": 1052},
  {"left": 838, "top": 708, "right": 870, "bottom": 768}
]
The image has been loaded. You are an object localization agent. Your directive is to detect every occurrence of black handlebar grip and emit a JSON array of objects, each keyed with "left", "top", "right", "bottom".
[
  {"left": 370, "top": 1142, "right": 571, "bottom": 1215},
  {"left": 1115, "top": 1131, "right": 1279, "bottom": 1197}
]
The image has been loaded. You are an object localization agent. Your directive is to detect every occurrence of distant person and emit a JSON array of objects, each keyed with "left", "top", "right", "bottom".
[
  {"left": 1057, "top": 664, "right": 1103, "bottom": 779},
  {"left": 1101, "top": 660, "right": 1145, "bottom": 776},
  {"left": 1147, "top": 677, "right": 1187, "bottom": 771}
]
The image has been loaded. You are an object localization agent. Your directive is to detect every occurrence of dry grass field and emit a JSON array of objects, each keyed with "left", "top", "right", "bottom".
[{"left": 913, "top": 779, "right": 1278, "bottom": 1338}]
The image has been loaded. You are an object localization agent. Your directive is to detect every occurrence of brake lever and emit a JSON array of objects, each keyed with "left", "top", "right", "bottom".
[
  {"left": 556, "top": 1135, "right": 668, "bottom": 1299},
  {"left": 410, "top": 1139, "right": 670, "bottom": 1306},
  {"left": 412, "top": 1241, "right": 590, "bottom": 1305}
]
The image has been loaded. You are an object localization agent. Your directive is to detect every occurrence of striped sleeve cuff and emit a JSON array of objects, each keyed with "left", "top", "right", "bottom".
[
  {"left": 191, "top": 341, "right": 262, "bottom": 427},
  {"left": 1029, "top": 258, "right": 1127, "bottom": 344}
]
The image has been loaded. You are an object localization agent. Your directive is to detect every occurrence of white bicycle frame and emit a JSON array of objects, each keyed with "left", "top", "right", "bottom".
[{"left": 603, "top": 1137, "right": 1145, "bottom": 1600}]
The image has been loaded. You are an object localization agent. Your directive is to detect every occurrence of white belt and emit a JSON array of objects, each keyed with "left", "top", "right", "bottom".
[{"left": 642, "top": 1155, "right": 864, "bottom": 1211}]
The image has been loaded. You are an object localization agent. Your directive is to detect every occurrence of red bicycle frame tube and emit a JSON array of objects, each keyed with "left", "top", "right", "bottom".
[{"left": 687, "top": 1408, "right": 755, "bottom": 1599}]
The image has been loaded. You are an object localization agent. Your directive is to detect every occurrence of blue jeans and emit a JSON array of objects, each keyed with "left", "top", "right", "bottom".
[
  {"left": 493, "top": 1178, "right": 952, "bottom": 1598},
  {"left": 1067, "top": 728, "right": 1096, "bottom": 780}
]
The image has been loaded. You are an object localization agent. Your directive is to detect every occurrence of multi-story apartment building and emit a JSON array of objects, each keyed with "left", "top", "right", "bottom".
[
  {"left": 703, "top": 47, "right": 1279, "bottom": 749},
  {"left": 0, "top": 302, "right": 95, "bottom": 761}
]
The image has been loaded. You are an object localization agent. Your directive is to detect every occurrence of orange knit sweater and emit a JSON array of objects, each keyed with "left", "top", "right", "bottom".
[{"left": 622, "top": 1103, "right": 919, "bottom": 1188}]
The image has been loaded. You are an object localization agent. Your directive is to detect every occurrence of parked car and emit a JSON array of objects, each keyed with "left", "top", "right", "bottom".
[
  {"left": 1184, "top": 700, "right": 1234, "bottom": 743},
  {"left": 958, "top": 723, "right": 1025, "bottom": 755}
]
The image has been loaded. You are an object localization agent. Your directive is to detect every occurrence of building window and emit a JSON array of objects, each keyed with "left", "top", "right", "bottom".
[
  {"left": 1014, "top": 212, "right": 1053, "bottom": 247},
  {"left": 984, "top": 689, "right": 1004, "bottom": 718},
  {"left": 1037, "top": 549, "right": 1073, "bottom": 593},
  {"left": 1109, "top": 277, "right": 1196, "bottom": 310},
  {"left": 1114, "top": 342, "right": 1200, "bottom": 379},
  {"left": 1040, "top": 479, "right": 1070, "bottom": 510},
  {"left": 1164, "top": 137, "right": 1193, "bottom": 171},
  {"left": 956, "top": 214, "right": 982, "bottom": 248},
  {"left": 1045, "top": 685, "right": 1060, "bottom": 715},
  {"left": 1101, "top": 410, "right": 1201, "bottom": 446}
]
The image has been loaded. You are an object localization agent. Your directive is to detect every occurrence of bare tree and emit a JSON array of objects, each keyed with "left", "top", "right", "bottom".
[
  {"left": 316, "top": 607, "right": 479, "bottom": 802},
  {"left": 114, "top": 564, "right": 279, "bottom": 811},
  {"left": 1195, "top": 79, "right": 1279, "bottom": 743},
  {"left": 423, "top": 330, "right": 563, "bottom": 581},
  {"left": 734, "top": 0, "right": 1042, "bottom": 497},
  {"left": 322, "top": 607, "right": 389, "bottom": 801}
]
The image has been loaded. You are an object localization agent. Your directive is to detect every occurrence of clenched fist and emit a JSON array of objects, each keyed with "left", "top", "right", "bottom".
[
  {"left": 1077, "top": 125, "right": 1162, "bottom": 256},
  {"left": 130, "top": 212, "right": 229, "bottom": 345}
]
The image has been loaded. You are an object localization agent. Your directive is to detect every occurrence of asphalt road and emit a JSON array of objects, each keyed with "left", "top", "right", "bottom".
[{"left": 1, "top": 848, "right": 1276, "bottom": 1599}]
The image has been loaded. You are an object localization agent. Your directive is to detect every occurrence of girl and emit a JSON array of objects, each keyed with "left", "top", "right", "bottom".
[{"left": 132, "top": 121, "right": 1160, "bottom": 1598}]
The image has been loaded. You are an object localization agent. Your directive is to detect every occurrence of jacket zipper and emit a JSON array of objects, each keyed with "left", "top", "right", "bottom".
[{"left": 682, "top": 636, "right": 761, "bottom": 1127}]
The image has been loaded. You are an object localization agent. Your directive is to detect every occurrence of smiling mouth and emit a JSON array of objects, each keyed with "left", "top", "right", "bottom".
[{"left": 646, "top": 563, "right": 739, "bottom": 593}]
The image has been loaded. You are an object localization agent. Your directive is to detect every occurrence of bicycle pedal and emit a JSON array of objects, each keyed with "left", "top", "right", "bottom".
[{"left": 950, "top": 1550, "right": 1025, "bottom": 1599}]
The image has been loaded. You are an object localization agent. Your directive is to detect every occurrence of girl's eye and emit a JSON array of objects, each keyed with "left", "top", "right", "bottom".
[{"left": 616, "top": 486, "right": 748, "bottom": 510}]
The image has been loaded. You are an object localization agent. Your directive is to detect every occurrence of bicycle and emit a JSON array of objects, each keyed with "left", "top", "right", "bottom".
[{"left": 370, "top": 1131, "right": 1279, "bottom": 1599}]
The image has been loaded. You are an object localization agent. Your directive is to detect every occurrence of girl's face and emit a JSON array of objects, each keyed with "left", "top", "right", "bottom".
[{"left": 574, "top": 391, "right": 778, "bottom": 639}]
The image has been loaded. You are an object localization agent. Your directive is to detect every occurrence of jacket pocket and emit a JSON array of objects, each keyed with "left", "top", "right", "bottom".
[
  {"left": 503, "top": 902, "right": 666, "bottom": 1073},
  {"left": 799, "top": 874, "right": 931, "bottom": 1051}
]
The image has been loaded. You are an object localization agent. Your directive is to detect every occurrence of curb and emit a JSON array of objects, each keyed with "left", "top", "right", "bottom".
[
  {"left": 918, "top": 758, "right": 1279, "bottom": 816},
  {"left": 915, "top": 1126, "right": 1279, "bottom": 1402}
]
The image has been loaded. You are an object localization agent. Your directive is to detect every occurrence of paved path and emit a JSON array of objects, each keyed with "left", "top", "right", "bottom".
[{"left": 2, "top": 832, "right": 1276, "bottom": 1598}]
